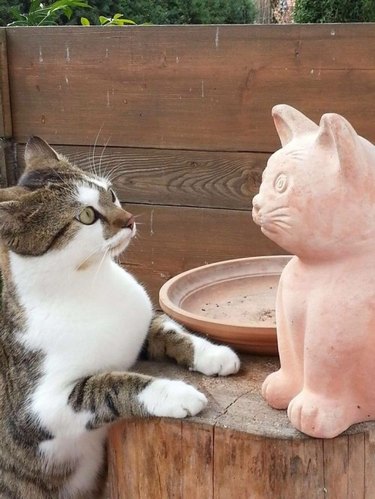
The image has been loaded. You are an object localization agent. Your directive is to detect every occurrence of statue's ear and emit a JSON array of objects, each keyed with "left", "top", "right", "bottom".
[
  {"left": 24, "top": 136, "right": 59, "bottom": 171},
  {"left": 272, "top": 104, "right": 318, "bottom": 147},
  {"left": 316, "top": 113, "right": 362, "bottom": 177}
]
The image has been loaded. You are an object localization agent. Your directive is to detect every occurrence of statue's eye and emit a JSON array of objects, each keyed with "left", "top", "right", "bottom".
[
  {"left": 77, "top": 207, "right": 98, "bottom": 225},
  {"left": 274, "top": 174, "right": 288, "bottom": 193},
  {"left": 110, "top": 189, "right": 117, "bottom": 203}
]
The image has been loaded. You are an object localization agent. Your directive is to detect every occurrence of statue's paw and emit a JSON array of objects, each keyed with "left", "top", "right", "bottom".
[
  {"left": 138, "top": 379, "right": 207, "bottom": 418},
  {"left": 287, "top": 391, "right": 351, "bottom": 438},
  {"left": 193, "top": 342, "right": 240, "bottom": 376},
  {"left": 262, "top": 370, "right": 299, "bottom": 409}
]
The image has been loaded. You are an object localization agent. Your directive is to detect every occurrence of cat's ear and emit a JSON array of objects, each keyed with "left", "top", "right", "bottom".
[
  {"left": 272, "top": 104, "right": 318, "bottom": 147},
  {"left": 316, "top": 113, "right": 362, "bottom": 176},
  {"left": 24, "top": 136, "right": 59, "bottom": 170}
]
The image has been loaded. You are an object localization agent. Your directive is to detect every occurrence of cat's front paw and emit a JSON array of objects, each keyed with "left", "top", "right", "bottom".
[
  {"left": 138, "top": 379, "right": 207, "bottom": 418},
  {"left": 192, "top": 339, "right": 240, "bottom": 376}
]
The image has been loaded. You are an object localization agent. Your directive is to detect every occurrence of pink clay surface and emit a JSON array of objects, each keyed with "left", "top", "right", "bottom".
[{"left": 252, "top": 104, "right": 375, "bottom": 438}]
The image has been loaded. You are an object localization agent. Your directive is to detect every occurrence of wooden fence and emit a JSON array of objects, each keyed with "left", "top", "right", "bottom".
[{"left": 0, "top": 24, "right": 374, "bottom": 304}]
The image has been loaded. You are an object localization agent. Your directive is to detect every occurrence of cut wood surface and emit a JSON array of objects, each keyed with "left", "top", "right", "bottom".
[
  {"left": 108, "top": 355, "right": 375, "bottom": 498},
  {"left": 7, "top": 24, "right": 375, "bottom": 151}
]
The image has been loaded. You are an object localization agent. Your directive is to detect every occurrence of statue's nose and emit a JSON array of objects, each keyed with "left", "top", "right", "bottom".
[{"left": 252, "top": 195, "right": 261, "bottom": 211}]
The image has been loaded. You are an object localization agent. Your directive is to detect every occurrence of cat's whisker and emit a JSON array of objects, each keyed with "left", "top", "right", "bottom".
[
  {"left": 271, "top": 220, "right": 292, "bottom": 230},
  {"left": 91, "top": 124, "right": 105, "bottom": 177},
  {"left": 75, "top": 246, "right": 104, "bottom": 271},
  {"left": 91, "top": 247, "right": 109, "bottom": 287},
  {"left": 103, "top": 165, "right": 124, "bottom": 183},
  {"left": 97, "top": 137, "right": 111, "bottom": 179},
  {"left": 265, "top": 206, "right": 290, "bottom": 216}
]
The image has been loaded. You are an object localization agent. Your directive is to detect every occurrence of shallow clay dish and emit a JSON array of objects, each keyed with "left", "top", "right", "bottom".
[{"left": 159, "top": 255, "right": 292, "bottom": 355}]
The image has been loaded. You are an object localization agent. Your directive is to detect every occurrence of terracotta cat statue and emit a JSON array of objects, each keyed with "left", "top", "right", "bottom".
[
  {"left": 0, "top": 137, "right": 240, "bottom": 498},
  {"left": 252, "top": 104, "right": 375, "bottom": 438}
]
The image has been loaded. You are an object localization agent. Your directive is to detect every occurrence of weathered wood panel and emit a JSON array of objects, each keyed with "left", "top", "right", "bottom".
[
  {"left": 0, "top": 29, "right": 12, "bottom": 187},
  {"left": 121, "top": 203, "right": 283, "bottom": 304},
  {"left": 0, "top": 29, "right": 11, "bottom": 139},
  {"left": 15, "top": 144, "right": 268, "bottom": 210},
  {"left": 108, "top": 419, "right": 214, "bottom": 499},
  {"left": 323, "top": 434, "right": 366, "bottom": 498},
  {"left": 108, "top": 356, "right": 375, "bottom": 499},
  {"left": 7, "top": 24, "right": 375, "bottom": 151},
  {"left": 213, "top": 429, "right": 324, "bottom": 499}
]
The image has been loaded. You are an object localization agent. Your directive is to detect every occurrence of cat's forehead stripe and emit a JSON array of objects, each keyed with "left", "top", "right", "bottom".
[{"left": 76, "top": 185, "right": 101, "bottom": 208}]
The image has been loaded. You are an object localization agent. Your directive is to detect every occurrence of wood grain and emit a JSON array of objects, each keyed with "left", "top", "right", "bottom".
[
  {"left": 0, "top": 29, "right": 11, "bottom": 139},
  {"left": 108, "top": 356, "right": 375, "bottom": 499},
  {"left": 15, "top": 144, "right": 268, "bottom": 210},
  {"left": 365, "top": 430, "right": 375, "bottom": 497},
  {"left": 213, "top": 428, "right": 324, "bottom": 499},
  {"left": 7, "top": 24, "right": 375, "bottom": 151},
  {"left": 323, "top": 434, "right": 365, "bottom": 498}
]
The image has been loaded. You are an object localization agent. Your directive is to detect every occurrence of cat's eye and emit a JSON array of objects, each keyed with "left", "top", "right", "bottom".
[
  {"left": 110, "top": 188, "right": 117, "bottom": 203},
  {"left": 77, "top": 207, "right": 98, "bottom": 225},
  {"left": 274, "top": 174, "right": 288, "bottom": 193}
]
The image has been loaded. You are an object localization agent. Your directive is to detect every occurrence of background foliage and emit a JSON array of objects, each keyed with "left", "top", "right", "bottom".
[
  {"left": 1, "top": 0, "right": 257, "bottom": 26},
  {"left": 294, "top": 0, "right": 375, "bottom": 23}
]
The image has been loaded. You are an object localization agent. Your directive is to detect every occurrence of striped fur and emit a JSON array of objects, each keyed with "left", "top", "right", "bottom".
[{"left": 0, "top": 137, "right": 240, "bottom": 498}]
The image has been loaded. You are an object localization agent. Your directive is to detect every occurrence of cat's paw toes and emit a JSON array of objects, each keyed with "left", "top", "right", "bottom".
[
  {"left": 262, "top": 370, "right": 299, "bottom": 409},
  {"left": 287, "top": 391, "right": 350, "bottom": 438},
  {"left": 193, "top": 344, "right": 240, "bottom": 376},
  {"left": 138, "top": 379, "right": 208, "bottom": 418}
]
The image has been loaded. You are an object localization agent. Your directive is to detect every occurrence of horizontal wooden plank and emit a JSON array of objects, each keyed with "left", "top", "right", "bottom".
[
  {"left": 7, "top": 24, "right": 375, "bottom": 151},
  {"left": 15, "top": 144, "right": 268, "bottom": 210},
  {"left": 121, "top": 203, "right": 284, "bottom": 305}
]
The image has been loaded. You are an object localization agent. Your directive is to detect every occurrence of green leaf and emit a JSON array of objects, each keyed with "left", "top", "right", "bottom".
[
  {"left": 49, "top": 0, "right": 89, "bottom": 10},
  {"left": 29, "top": 0, "right": 43, "bottom": 14},
  {"left": 113, "top": 13, "right": 124, "bottom": 20},
  {"left": 62, "top": 6, "right": 73, "bottom": 19},
  {"left": 81, "top": 17, "right": 90, "bottom": 25},
  {"left": 99, "top": 16, "right": 109, "bottom": 24}
]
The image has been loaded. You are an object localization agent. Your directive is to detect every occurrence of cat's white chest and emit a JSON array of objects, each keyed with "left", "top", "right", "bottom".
[
  {"left": 10, "top": 253, "right": 153, "bottom": 482},
  {"left": 14, "top": 256, "right": 153, "bottom": 374}
]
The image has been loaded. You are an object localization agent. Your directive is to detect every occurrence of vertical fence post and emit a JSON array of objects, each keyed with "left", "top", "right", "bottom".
[{"left": 0, "top": 28, "right": 13, "bottom": 187}]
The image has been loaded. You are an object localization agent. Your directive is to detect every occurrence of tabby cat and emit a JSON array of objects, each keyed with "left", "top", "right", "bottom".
[{"left": 0, "top": 137, "right": 240, "bottom": 498}]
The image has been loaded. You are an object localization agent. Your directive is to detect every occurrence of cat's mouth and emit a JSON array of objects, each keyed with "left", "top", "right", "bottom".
[
  {"left": 108, "top": 226, "right": 136, "bottom": 257},
  {"left": 252, "top": 207, "right": 263, "bottom": 227},
  {"left": 252, "top": 207, "right": 290, "bottom": 234}
]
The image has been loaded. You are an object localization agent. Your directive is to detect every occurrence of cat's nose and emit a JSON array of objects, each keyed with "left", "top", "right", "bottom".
[
  {"left": 114, "top": 210, "right": 135, "bottom": 230},
  {"left": 124, "top": 214, "right": 135, "bottom": 231}
]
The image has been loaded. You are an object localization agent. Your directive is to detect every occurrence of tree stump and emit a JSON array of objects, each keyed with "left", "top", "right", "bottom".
[{"left": 107, "top": 355, "right": 375, "bottom": 498}]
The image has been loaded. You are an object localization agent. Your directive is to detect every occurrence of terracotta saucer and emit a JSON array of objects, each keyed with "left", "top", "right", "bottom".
[{"left": 159, "top": 255, "right": 291, "bottom": 355}]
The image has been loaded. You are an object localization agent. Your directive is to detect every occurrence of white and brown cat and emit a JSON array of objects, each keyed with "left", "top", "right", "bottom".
[{"left": 0, "top": 137, "right": 240, "bottom": 498}]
